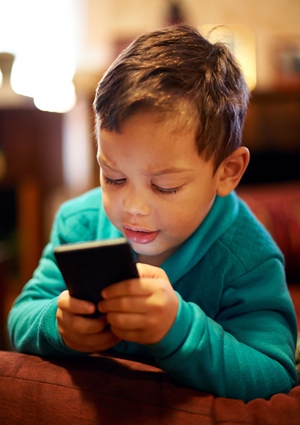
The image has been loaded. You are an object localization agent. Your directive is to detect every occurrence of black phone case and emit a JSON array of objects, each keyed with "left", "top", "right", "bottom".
[{"left": 54, "top": 238, "right": 138, "bottom": 316}]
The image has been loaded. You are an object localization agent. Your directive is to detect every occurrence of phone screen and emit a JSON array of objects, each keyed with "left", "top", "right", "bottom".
[{"left": 54, "top": 237, "right": 138, "bottom": 315}]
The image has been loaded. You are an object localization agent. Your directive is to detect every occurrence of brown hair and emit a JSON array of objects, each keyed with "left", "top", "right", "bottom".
[{"left": 93, "top": 24, "right": 249, "bottom": 171}]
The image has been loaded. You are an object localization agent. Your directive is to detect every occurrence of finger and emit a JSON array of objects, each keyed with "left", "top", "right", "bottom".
[
  {"left": 58, "top": 290, "right": 96, "bottom": 315},
  {"left": 61, "top": 327, "right": 121, "bottom": 352},
  {"left": 107, "top": 312, "right": 146, "bottom": 331},
  {"left": 136, "top": 263, "right": 169, "bottom": 280},
  {"left": 56, "top": 308, "right": 109, "bottom": 335},
  {"left": 99, "top": 277, "right": 174, "bottom": 314},
  {"left": 99, "top": 292, "right": 150, "bottom": 314},
  {"left": 110, "top": 326, "right": 152, "bottom": 345},
  {"left": 101, "top": 275, "right": 161, "bottom": 299}
]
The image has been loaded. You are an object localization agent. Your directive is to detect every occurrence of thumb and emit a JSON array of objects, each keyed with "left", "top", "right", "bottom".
[{"left": 136, "top": 262, "right": 168, "bottom": 280}]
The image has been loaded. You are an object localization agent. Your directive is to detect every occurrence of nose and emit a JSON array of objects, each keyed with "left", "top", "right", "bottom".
[{"left": 122, "top": 186, "right": 151, "bottom": 216}]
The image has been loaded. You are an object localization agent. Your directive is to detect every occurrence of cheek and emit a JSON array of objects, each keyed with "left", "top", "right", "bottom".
[
  {"left": 157, "top": 202, "right": 193, "bottom": 230},
  {"left": 102, "top": 191, "right": 119, "bottom": 220},
  {"left": 167, "top": 194, "right": 213, "bottom": 231}
]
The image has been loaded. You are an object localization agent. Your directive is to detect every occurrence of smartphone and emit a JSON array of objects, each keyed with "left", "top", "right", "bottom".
[{"left": 54, "top": 237, "right": 138, "bottom": 317}]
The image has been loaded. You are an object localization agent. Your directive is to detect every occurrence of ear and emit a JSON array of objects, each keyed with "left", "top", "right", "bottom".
[{"left": 216, "top": 147, "right": 250, "bottom": 197}]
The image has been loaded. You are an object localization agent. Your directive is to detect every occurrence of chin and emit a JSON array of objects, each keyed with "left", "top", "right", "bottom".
[
  {"left": 130, "top": 242, "right": 157, "bottom": 255},
  {"left": 132, "top": 242, "right": 178, "bottom": 266}
]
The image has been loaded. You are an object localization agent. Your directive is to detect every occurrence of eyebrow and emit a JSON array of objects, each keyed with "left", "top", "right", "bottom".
[
  {"left": 98, "top": 154, "right": 191, "bottom": 176},
  {"left": 147, "top": 167, "right": 192, "bottom": 177},
  {"left": 98, "top": 155, "right": 116, "bottom": 170}
]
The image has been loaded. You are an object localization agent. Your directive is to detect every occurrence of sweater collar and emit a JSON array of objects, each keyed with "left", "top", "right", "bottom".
[{"left": 161, "top": 192, "right": 239, "bottom": 284}]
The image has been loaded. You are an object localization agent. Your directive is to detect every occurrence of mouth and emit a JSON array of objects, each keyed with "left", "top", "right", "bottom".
[{"left": 123, "top": 226, "right": 159, "bottom": 244}]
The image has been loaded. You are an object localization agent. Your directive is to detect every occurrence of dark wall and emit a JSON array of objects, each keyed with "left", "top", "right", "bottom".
[
  {"left": 0, "top": 106, "right": 63, "bottom": 283},
  {"left": 241, "top": 90, "right": 300, "bottom": 185},
  {"left": 0, "top": 108, "right": 63, "bottom": 193}
]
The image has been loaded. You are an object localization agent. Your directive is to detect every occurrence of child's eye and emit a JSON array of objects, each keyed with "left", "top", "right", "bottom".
[
  {"left": 103, "top": 175, "right": 125, "bottom": 186},
  {"left": 153, "top": 184, "right": 182, "bottom": 195}
]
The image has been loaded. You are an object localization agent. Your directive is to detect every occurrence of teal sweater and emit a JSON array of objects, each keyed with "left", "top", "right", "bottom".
[{"left": 8, "top": 188, "right": 298, "bottom": 401}]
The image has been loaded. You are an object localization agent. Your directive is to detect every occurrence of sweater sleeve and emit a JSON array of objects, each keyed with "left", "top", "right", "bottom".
[
  {"left": 8, "top": 242, "right": 86, "bottom": 356},
  {"left": 7, "top": 204, "right": 95, "bottom": 356},
  {"left": 146, "top": 258, "right": 298, "bottom": 402}
]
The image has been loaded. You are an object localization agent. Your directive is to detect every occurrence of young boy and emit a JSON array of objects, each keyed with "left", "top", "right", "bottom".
[{"left": 8, "top": 24, "right": 297, "bottom": 402}]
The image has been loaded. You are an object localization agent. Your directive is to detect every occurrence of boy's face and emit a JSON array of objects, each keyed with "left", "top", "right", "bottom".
[{"left": 97, "top": 111, "right": 220, "bottom": 266}]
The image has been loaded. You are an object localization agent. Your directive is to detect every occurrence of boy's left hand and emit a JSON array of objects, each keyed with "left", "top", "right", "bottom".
[{"left": 98, "top": 263, "right": 178, "bottom": 345}]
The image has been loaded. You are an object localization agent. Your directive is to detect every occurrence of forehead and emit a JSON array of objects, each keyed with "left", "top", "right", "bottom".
[
  {"left": 98, "top": 98, "right": 198, "bottom": 132},
  {"left": 98, "top": 109, "right": 197, "bottom": 148},
  {"left": 97, "top": 109, "right": 205, "bottom": 176}
]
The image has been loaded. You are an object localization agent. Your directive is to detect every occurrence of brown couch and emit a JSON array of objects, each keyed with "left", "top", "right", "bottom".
[{"left": 1, "top": 181, "right": 300, "bottom": 425}]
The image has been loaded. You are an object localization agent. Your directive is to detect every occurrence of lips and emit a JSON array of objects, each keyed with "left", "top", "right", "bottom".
[{"left": 123, "top": 226, "right": 159, "bottom": 244}]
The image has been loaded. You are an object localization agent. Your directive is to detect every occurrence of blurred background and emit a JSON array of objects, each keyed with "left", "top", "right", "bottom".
[{"left": 0, "top": 0, "right": 300, "bottom": 348}]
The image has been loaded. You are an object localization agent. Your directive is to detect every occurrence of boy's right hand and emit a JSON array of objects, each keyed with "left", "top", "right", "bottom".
[{"left": 56, "top": 290, "right": 121, "bottom": 352}]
